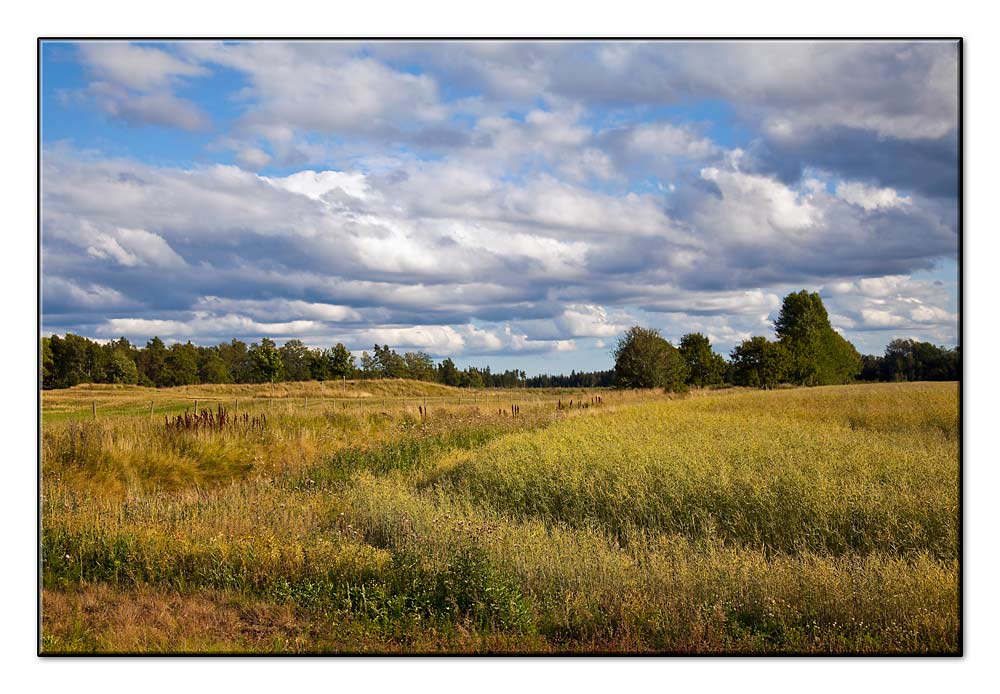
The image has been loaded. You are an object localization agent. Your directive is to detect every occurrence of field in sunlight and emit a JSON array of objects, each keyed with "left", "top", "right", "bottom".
[{"left": 41, "top": 381, "right": 959, "bottom": 654}]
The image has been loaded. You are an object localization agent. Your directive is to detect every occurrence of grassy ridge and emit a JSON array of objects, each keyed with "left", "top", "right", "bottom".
[
  {"left": 45, "top": 378, "right": 468, "bottom": 400},
  {"left": 41, "top": 379, "right": 614, "bottom": 422},
  {"left": 41, "top": 382, "right": 959, "bottom": 653}
]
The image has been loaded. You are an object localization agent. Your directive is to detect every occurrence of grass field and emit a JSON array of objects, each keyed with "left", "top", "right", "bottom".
[{"left": 40, "top": 381, "right": 959, "bottom": 654}]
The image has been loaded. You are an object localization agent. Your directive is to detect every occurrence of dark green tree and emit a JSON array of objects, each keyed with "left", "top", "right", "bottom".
[
  {"left": 882, "top": 339, "right": 960, "bottom": 382},
  {"left": 308, "top": 343, "right": 355, "bottom": 381},
  {"left": 774, "top": 290, "right": 829, "bottom": 385},
  {"left": 438, "top": 357, "right": 461, "bottom": 386},
  {"left": 859, "top": 354, "right": 885, "bottom": 381},
  {"left": 137, "top": 336, "right": 168, "bottom": 387},
  {"left": 84, "top": 340, "right": 109, "bottom": 383},
  {"left": 730, "top": 336, "right": 789, "bottom": 389},
  {"left": 329, "top": 343, "right": 355, "bottom": 379},
  {"left": 774, "top": 290, "right": 861, "bottom": 385},
  {"left": 403, "top": 351, "right": 436, "bottom": 381},
  {"left": 48, "top": 333, "right": 93, "bottom": 387},
  {"left": 678, "top": 332, "right": 726, "bottom": 387},
  {"left": 161, "top": 342, "right": 200, "bottom": 387},
  {"left": 372, "top": 344, "right": 406, "bottom": 378},
  {"left": 104, "top": 350, "right": 139, "bottom": 384},
  {"left": 248, "top": 338, "right": 284, "bottom": 383},
  {"left": 613, "top": 326, "right": 688, "bottom": 391},
  {"left": 818, "top": 330, "right": 862, "bottom": 385},
  {"left": 279, "top": 339, "right": 312, "bottom": 381},
  {"left": 461, "top": 367, "right": 485, "bottom": 389},
  {"left": 217, "top": 339, "right": 251, "bottom": 383},
  {"left": 360, "top": 351, "right": 374, "bottom": 379},
  {"left": 41, "top": 337, "right": 54, "bottom": 388},
  {"left": 308, "top": 348, "right": 331, "bottom": 381},
  {"left": 102, "top": 337, "right": 139, "bottom": 384},
  {"left": 197, "top": 346, "right": 231, "bottom": 384}
]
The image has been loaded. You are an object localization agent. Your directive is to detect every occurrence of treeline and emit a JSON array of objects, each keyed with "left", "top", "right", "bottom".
[
  {"left": 525, "top": 370, "right": 615, "bottom": 388},
  {"left": 613, "top": 290, "right": 960, "bottom": 391},
  {"left": 859, "top": 339, "right": 960, "bottom": 383},
  {"left": 40, "top": 291, "right": 959, "bottom": 391},
  {"left": 42, "top": 335, "right": 353, "bottom": 389},
  {"left": 40, "top": 334, "right": 595, "bottom": 390}
]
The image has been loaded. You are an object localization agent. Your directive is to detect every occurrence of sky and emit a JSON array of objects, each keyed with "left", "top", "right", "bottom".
[{"left": 39, "top": 40, "right": 960, "bottom": 375}]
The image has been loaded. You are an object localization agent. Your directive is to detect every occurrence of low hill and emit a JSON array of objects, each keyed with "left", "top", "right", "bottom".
[
  {"left": 41, "top": 379, "right": 617, "bottom": 420},
  {"left": 46, "top": 378, "right": 463, "bottom": 401}
]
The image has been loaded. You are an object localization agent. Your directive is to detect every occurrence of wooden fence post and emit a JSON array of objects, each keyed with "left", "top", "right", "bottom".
[{"left": 92, "top": 400, "right": 97, "bottom": 418}]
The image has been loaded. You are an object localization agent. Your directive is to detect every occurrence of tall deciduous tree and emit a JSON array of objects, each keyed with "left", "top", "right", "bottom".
[
  {"left": 48, "top": 333, "right": 94, "bottom": 387},
  {"left": 774, "top": 290, "right": 860, "bottom": 385},
  {"left": 197, "top": 346, "right": 231, "bottom": 384},
  {"left": 308, "top": 348, "right": 330, "bottom": 381},
  {"left": 774, "top": 290, "right": 828, "bottom": 385},
  {"left": 678, "top": 332, "right": 726, "bottom": 387},
  {"left": 329, "top": 343, "right": 355, "bottom": 379},
  {"left": 137, "top": 336, "right": 168, "bottom": 387},
  {"left": 730, "top": 336, "right": 788, "bottom": 389},
  {"left": 104, "top": 350, "right": 139, "bottom": 384},
  {"left": 217, "top": 339, "right": 251, "bottom": 383},
  {"left": 162, "top": 342, "right": 200, "bottom": 387},
  {"left": 279, "top": 339, "right": 312, "bottom": 381},
  {"left": 613, "top": 326, "right": 688, "bottom": 391},
  {"left": 41, "top": 337, "right": 54, "bottom": 388},
  {"left": 248, "top": 338, "right": 284, "bottom": 383},
  {"left": 403, "top": 351, "right": 436, "bottom": 381},
  {"left": 818, "top": 330, "right": 863, "bottom": 385}
]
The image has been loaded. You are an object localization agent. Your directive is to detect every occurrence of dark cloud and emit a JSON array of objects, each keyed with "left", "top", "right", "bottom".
[{"left": 750, "top": 126, "right": 959, "bottom": 199}]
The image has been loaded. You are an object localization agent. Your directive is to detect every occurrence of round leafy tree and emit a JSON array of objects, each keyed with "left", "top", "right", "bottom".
[{"left": 613, "top": 326, "right": 688, "bottom": 391}]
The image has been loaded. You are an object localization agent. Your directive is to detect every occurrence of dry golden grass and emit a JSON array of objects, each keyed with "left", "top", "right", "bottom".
[
  {"left": 41, "top": 379, "right": 628, "bottom": 421},
  {"left": 41, "top": 381, "right": 959, "bottom": 654},
  {"left": 42, "top": 584, "right": 303, "bottom": 653},
  {"left": 42, "top": 379, "right": 461, "bottom": 422}
]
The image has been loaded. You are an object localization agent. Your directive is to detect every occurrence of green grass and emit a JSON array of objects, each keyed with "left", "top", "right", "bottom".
[{"left": 40, "top": 382, "right": 959, "bottom": 653}]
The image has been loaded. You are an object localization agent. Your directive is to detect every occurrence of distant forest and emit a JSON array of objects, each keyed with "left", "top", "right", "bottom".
[
  {"left": 40, "top": 333, "right": 611, "bottom": 390},
  {"left": 41, "top": 292, "right": 959, "bottom": 391},
  {"left": 40, "top": 332, "right": 957, "bottom": 391}
]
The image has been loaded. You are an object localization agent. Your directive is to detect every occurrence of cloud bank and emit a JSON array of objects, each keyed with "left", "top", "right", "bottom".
[{"left": 41, "top": 40, "right": 960, "bottom": 369}]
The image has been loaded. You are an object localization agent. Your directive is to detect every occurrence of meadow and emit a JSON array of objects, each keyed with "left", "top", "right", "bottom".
[{"left": 40, "top": 380, "right": 959, "bottom": 654}]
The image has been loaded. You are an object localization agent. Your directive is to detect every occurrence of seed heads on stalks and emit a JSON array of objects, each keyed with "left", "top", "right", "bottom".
[{"left": 164, "top": 404, "right": 267, "bottom": 434}]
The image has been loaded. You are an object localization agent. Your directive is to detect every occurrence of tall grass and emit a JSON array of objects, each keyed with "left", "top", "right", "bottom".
[
  {"left": 41, "top": 382, "right": 959, "bottom": 653},
  {"left": 434, "top": 384, "right": 958, "bottom": 557}
]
